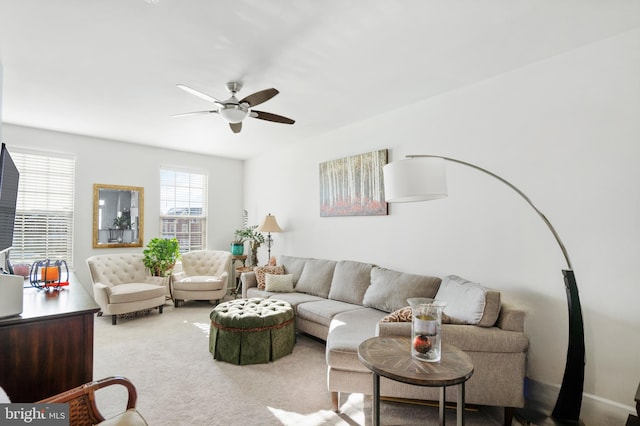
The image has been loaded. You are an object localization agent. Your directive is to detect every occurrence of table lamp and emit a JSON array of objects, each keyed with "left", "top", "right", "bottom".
[
  {"left": 383, "top": 155, "right": 584, "bottom": 424},
  {"left": 257, "top": 213, "right": 283, "bottom": 262}
]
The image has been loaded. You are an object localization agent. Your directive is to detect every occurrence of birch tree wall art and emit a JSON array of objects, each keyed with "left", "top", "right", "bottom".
[{"left": 319, "top": 149, "right": 388, "bottom": 217}]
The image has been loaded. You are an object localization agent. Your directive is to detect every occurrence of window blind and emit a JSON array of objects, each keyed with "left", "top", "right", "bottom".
[
  {"left": 10, "top": 149, "right": 76, "bottom": 267},
  {"left": 160, "top": 167, "right": 207, "bottom": 253}
]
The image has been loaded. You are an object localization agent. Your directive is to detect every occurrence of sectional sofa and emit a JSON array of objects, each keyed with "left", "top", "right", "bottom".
[{"left": 241, "top": 255, "right": 529, "bottom": 425}]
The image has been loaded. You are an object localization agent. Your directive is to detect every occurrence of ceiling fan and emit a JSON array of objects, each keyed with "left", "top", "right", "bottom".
[{"left": 173, "top": 81, "right": 295, "bottom": 134}]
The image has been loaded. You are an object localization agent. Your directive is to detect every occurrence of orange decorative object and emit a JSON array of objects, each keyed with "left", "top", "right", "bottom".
[{"left": 41, "top": 267, "right": 59, "bottom": 282}]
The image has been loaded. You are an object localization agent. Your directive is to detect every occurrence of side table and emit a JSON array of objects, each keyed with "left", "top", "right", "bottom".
[{"left": 358, "top": 336, "right": 474, "bottom": 426}]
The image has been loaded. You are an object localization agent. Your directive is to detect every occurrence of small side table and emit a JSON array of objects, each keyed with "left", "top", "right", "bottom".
[
  {"left": 231, "top": 255, "right": 247, "bottom": 268},
  {"left": 358, "top": 337, "right": 474, "bottom": 426}
]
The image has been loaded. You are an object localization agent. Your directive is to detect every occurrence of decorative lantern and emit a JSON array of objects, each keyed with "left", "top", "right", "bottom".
[{"left": 29, "top": 259, "right": 69, "bottom": 290}]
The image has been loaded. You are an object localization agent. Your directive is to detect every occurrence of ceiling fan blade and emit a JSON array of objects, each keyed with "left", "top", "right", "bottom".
[
  {"left": 176, "top": 84, "right": 225, "bottom": 108},
  {"left": 171, "top": 110, "right": 218, "bottom": 118},
  {"left": 250, "top": 110, "right": 295, "bottom": 125},
  {"left": 239, "top": 88, "right": 279, "bottom": 108},
  {"left": 229, "top": 122, "right": 242, "bottom": 133}
]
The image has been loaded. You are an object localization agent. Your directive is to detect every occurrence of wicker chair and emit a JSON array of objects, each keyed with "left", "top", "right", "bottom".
[{"left": 38, "top": 376, "right": 148, "bottom": 425}]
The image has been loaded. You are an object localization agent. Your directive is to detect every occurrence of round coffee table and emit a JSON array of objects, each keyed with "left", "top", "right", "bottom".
[{"left": 358, "top": 336, "right": 474, "bottom": 426}]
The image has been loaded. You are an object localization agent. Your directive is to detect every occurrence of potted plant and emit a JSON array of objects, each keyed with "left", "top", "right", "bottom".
[
  {"left": 232, "top": 225, "right": 265, "bottom": 265},
  {"left": 231, "top": 229, "right": 247, "bottom": 255},
  {"left": 142, "top": 237, "right": 181, "bottom": 277},
  {"left": 112, "top": 215, "right": 130, "bottom": 229}
]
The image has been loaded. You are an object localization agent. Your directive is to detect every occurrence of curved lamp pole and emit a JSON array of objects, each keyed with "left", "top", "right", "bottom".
[{"left": 383, "top": 155, "right": 584, "bottom": 423}]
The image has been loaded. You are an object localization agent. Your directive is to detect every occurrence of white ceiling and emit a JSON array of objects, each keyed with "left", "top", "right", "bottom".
[{"left": 0, "top": 0, "right": 638, "bottom": 160}]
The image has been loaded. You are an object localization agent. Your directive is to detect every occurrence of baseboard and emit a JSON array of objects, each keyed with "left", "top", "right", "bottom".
[
  {"left": 522, "top": 378, "right": 635, "bottom": 424},
  {"left": 379, "top": 396, "right": 480, "bottom": 412}
]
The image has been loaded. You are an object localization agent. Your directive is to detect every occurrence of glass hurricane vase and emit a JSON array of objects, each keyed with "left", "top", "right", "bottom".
[{"left": 407, "top": 298, "right": 447, "bottom": 362}]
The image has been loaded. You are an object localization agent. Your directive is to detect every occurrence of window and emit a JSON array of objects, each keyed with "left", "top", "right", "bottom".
[
  {"left": 10, "top": 149, "right": 76, "bottom": 267},
  {"left": 160, "top": 167, "right": 207, "bottom": 253}
]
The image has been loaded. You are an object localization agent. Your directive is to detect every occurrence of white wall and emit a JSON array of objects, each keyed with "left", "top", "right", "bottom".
[
  {"left": 0, "top": 62, "right": 3, "bottom": 142},
  {"left": 2, "top": 124, "right": 245, "bottom": 293},
  {"left": 244, "top": 29, "right": 640, "bottom": 419}
]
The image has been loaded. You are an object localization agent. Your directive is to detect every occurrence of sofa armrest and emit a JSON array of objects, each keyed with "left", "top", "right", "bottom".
[
  {"left": 376, "top": 321, "right": 412, "bottom": 337},
  {"left": 241, "top": 271, "right": 257, "bottom": 298},
  {"left": 496, "top": 302, "right": 526, "bottom": 332},
  {"left": 377, "top": 302, "right": 527, "bottom": 335}
]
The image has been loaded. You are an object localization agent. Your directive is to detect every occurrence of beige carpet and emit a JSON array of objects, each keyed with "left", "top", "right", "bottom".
[{"left": 93, "top": 299, "right": 505, "bottom": 425}]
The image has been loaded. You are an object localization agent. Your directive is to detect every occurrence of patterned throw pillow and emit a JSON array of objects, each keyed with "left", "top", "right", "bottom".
[
  {"left": 381, "top": 306, "right": 412, "bottom": 322},
  {"left": 254, "top": 265, "right": 284, "bottom": 290},
  {"left": 381, "top": 306, "right": 452, "bottom": 323}
]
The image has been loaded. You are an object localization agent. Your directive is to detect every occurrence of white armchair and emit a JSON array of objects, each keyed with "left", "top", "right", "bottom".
[
  {"left": 171, "top": 250, "right": 232, "bottom": 307},
  {"left": 86, "top": 253, "right": 166, "bottom": 325}
]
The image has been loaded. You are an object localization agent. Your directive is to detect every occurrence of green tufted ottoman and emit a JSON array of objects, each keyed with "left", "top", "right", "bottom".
[{"left": 209, "top": 298, "right": 295, "bottom": 365}]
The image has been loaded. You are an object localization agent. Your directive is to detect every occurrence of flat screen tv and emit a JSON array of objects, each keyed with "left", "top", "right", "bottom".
[{"left": 0, "top": 143, "right": 20, "bottom": 254}]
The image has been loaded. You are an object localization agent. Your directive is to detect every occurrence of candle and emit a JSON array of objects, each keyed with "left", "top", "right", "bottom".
[{"left": 41, "top": 266, "right": 59, "bottom": 282}]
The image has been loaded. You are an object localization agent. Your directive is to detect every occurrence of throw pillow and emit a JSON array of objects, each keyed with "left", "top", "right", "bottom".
[
  {"left": 381, "top": 306, "right": 412, "bottom": 322},
  {"left": 327, "top": 260, "right": 373, "bottom": 305},
  {"left": 264, "top": 274, "right": 294, "bottom": 292},
  {"left": 434, "top": 275, "right": 501, "bottom": 327},
  {"left": 362, "top": 267, "right": 441, "bottom": 313},
  {"left": 381, "top": 306, "right": 452, "bottom": 323},
  {"left": 279, "top": 255, "right": 309, "bottom": 286},
  {"left": 254, "top": 265, "right": 285, "bottom": 290},
  {"left": 295, "top": 259, "right": 337, "bottom": 298}
]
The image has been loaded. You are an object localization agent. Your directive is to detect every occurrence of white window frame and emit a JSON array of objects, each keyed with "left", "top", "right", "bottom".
[
  {"left": 159, "top": 166, "right": 207, "bottom": 253},
  {"left": 10, "top": 148, "right": 76, "bottom": 267}
]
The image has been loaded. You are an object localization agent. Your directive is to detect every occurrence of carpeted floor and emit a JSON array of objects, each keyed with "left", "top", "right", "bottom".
[{"left": 93, "top": 299, "right": 506, "bottom": 425}]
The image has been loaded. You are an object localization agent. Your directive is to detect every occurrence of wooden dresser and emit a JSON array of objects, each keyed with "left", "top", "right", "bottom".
[{"left": 0, "top": 274, "right": 100, "bottom": 402}]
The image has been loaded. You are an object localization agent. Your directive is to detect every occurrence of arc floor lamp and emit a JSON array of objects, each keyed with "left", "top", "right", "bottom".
[{"left": 383, "top": 155, "right": 585, "bottom": 424}]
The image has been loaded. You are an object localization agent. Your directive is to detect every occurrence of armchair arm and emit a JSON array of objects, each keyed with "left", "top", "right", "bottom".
[
  {"left": 241, "top": 271, "right": 257, "bottom": 298},
  {"left": 92, "top": 282, "right": 111, "bottom": 312},
  {"left": 219, "top": 271, "right": 229, "bottom": 287},
  {"left": 38, "top": 376, "right": 140, "bottom": 424},
  {"left": 171, "top": 271, "right": 187, "bottom": 282}
]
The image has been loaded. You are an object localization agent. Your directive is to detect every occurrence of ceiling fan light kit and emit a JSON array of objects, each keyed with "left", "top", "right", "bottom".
[
  {"left": 219, "top": 105, "right": 248, "bottom": 123},
  {"left": 175, "top": 81, "right": 295, "bottom": 133}
]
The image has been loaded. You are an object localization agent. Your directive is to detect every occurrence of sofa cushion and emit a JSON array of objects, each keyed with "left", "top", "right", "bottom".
[
  {"left": 362, "top": 267, "right": 441, "bottom": 313},
  {"left": 173, "top": 276, "right": 224, "bottom": 291},
  {"left": 295, "top": 259, "right": 337, "bottom": 298},
  {"left": 328, "top": 260, "right": 373, "bottom": 305},
  {"left": 279, "top": 255, "right": 309, "bottom": 286},
  {"left": 264, "top": 292, "right": 325, "bottom": 309},
  {"left": 435, "top": 275, "right": 501, "bottom": 327},
  {"left": 326, "top": 309, "right": 389, "bottom": 372},
  {"left": 254, "top": 265, "right": 284, "bottom": 290},
  {"left": 296, "top": 300, "right": 365, "bottom": 327},
  {"left": 107, "top": 283, "right": 165, "bottom": 304},
  {"left": 264, "top": 274, "right": 294, "bottom": 292}
]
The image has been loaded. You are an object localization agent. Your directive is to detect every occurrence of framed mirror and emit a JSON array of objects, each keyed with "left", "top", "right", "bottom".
[{"left": 93, "top": 184, "right": 144, "bottom": 248}]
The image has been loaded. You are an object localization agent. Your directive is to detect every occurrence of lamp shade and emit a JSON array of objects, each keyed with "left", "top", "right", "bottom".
[
  {"left": 382, "top": 157, "right": 448, "bottom": 203},
  {"left": 257, "top": 214, "right": 283, "bottom": 233}
]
